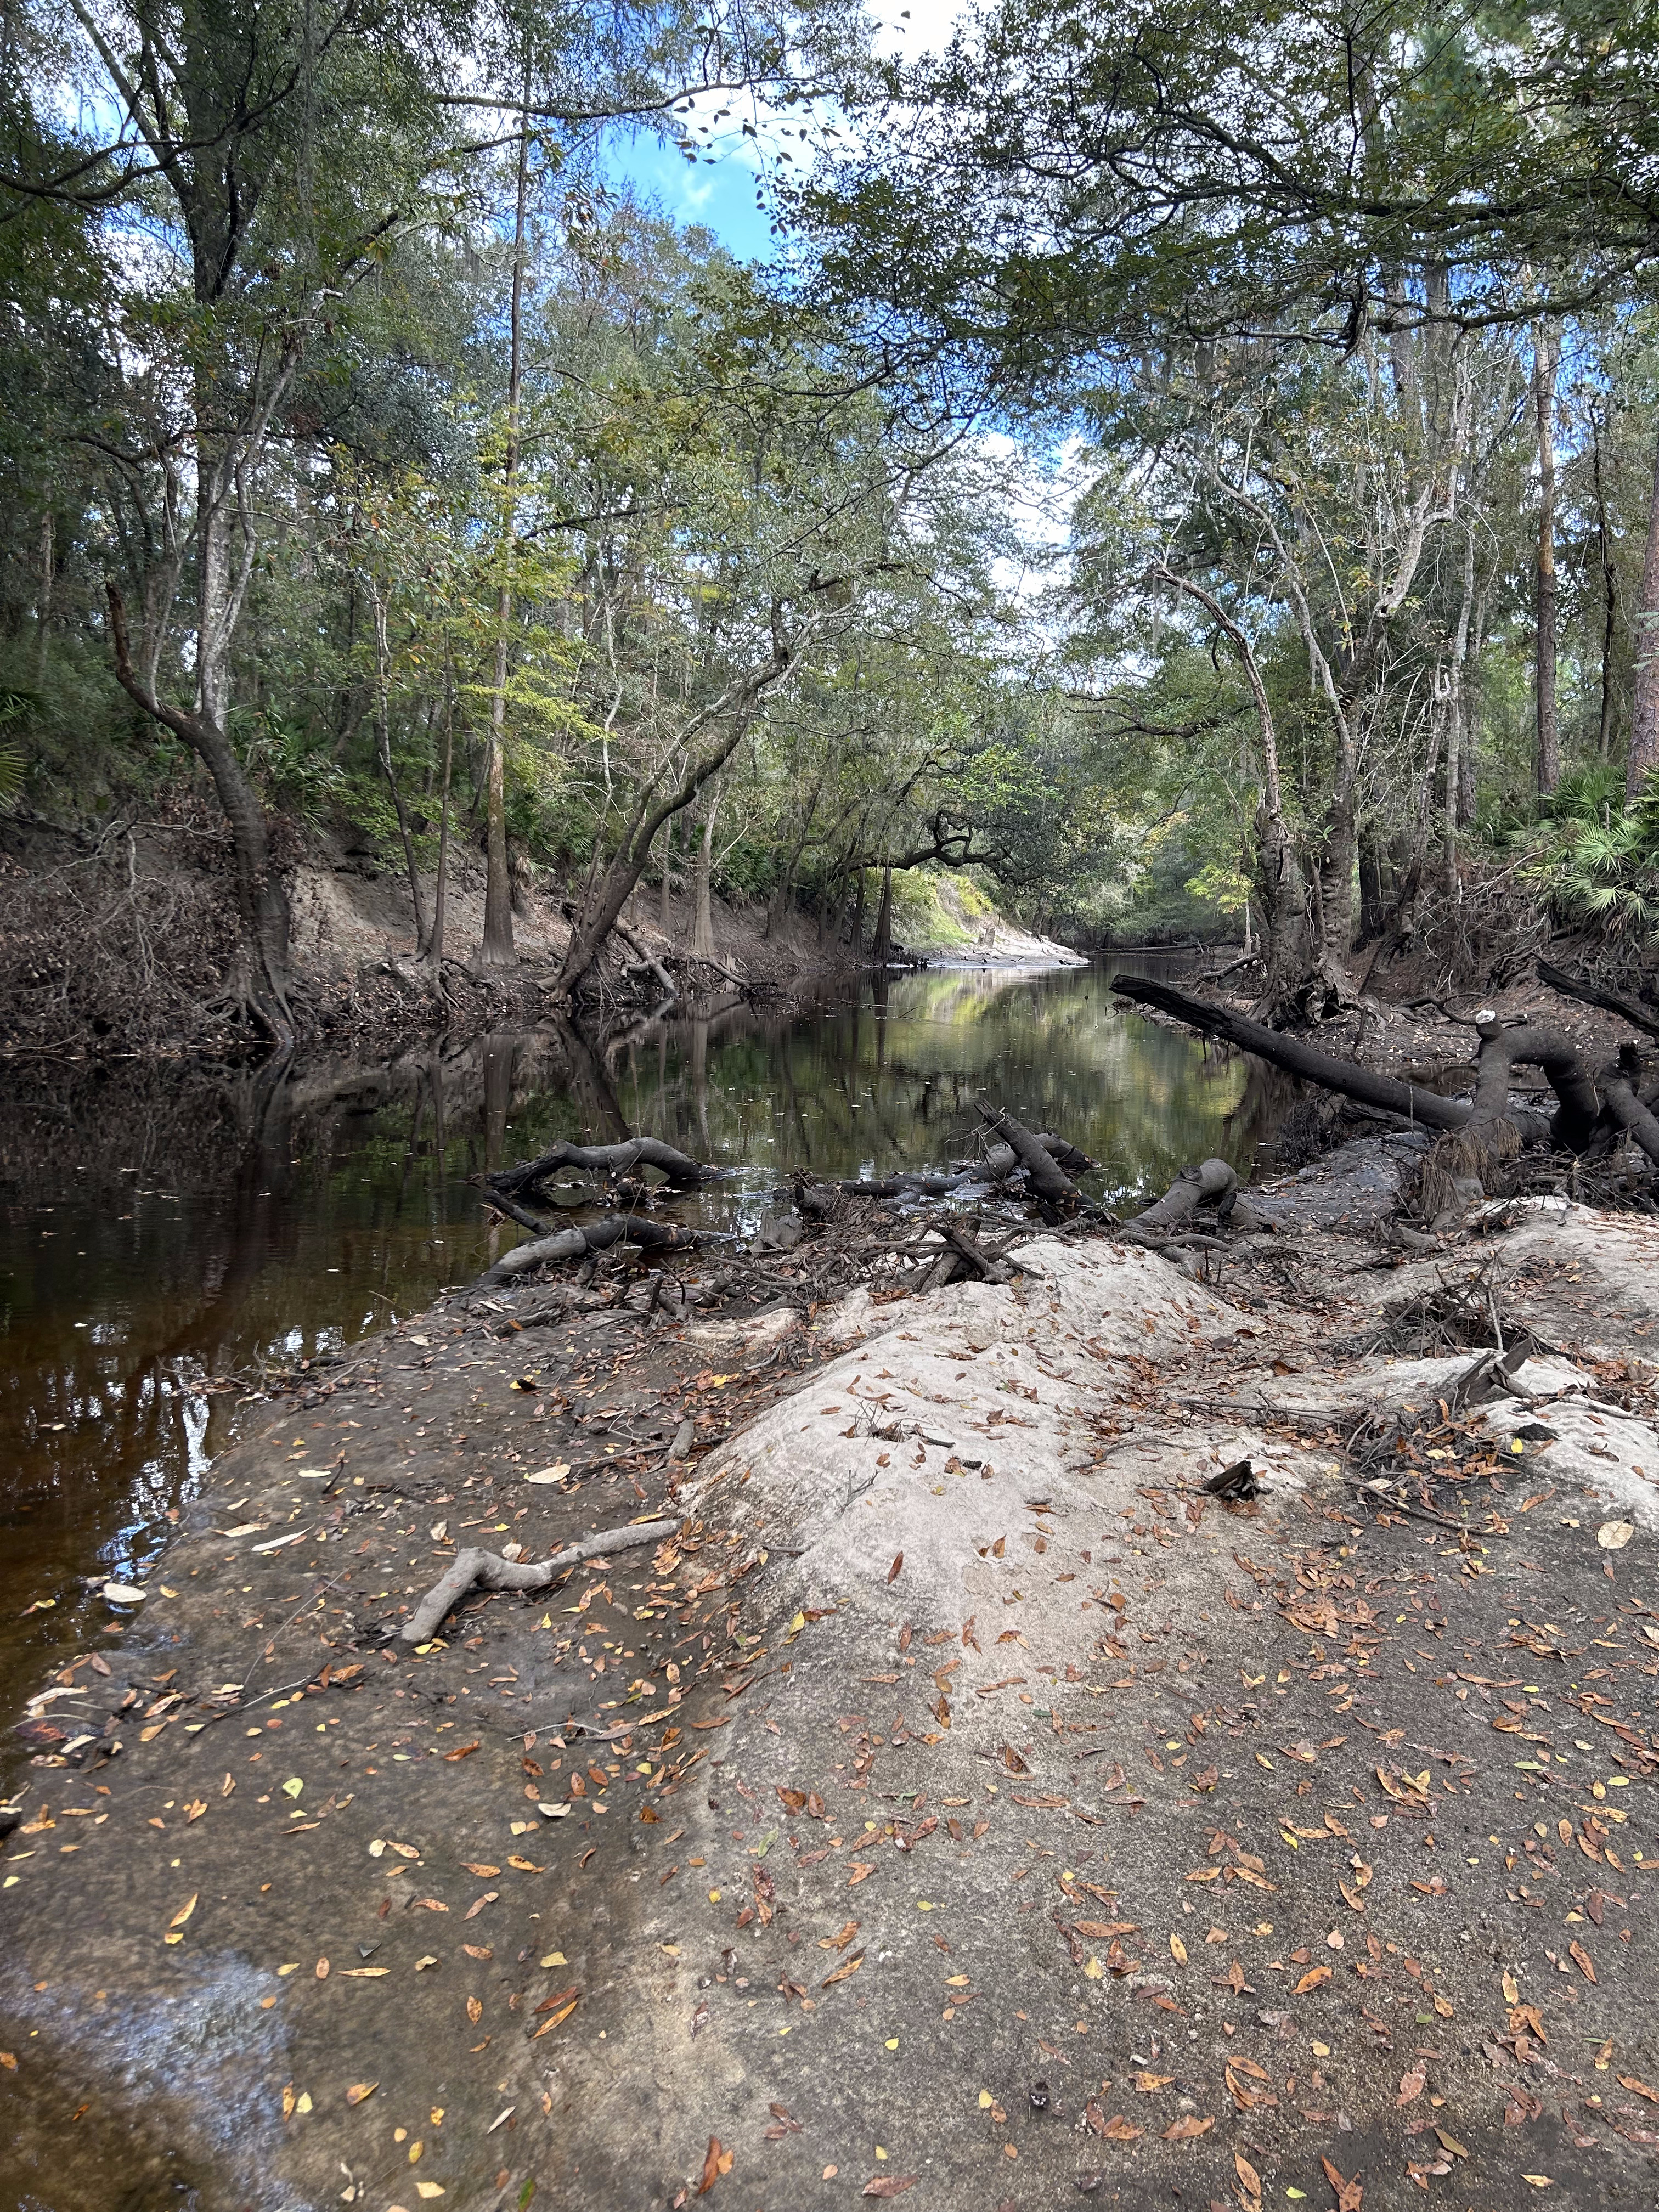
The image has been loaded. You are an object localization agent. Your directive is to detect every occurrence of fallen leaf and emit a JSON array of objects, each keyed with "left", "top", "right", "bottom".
[
  {"left": 1618, "top": 2076, "right": 1659, "bottom": 2105},
  {"left": 345, "top": 2082, "right": 377, "bottom": 2106},
  {"left": 1502, "top": 1970, "right": 1520, "bottom": 2004},
  {"left": 1161, "top": 2115, "right": 1213, "bottom": 2141},
  {"left": 461, "top": 1863, "right": 500, "bottom": 1877},
  {"left": 1169, "top": 1932, "right": 1188, "bottom": 1964},
  {"left": 888, "top": 1554, "right": 904, "bottom": 1584},
  {"left": 1235, "top": 2150, "right": 1262, "bottom": 2199},
  {"left": 697, "top": 2136, "right": 733, "bottom": 2195},
  {"left": 848, "top": 1863, "right": 877, "bottom": 1886},
  {"left": 1596, "top": 1522, "right": 1634, "bottom": 1550},
  {"left": 821, "top": 1953, "right": 865, "bottom": 1989},
  {"left": 861, "top": 2179, "right": 918, "bottom": 2199},
  {"left": 1569, "top": 1942, "right": 1596, "bottom": 1984},
  {"left": 1521, "top": 2178, "right": 1551, "bottom": 2190},
  {"left": 167, "top": 1894, "right": 198, "bottom": 1932},
  {"left": 1102, "top": 2115, "right": 1142, "bottom": 2141},
  {"left": 1295, "top": 1966, "right": 1331, "bottom": 1994},
  {"left": 1320, "top": 2154, "right": 1362, "bottom": 2210},
  {"left": 1397, "top": 2066, "right": 1426, "bottom": 2106},
  {"left": 1434, "top": 2128, "right": 1469, "bottom": 2159}
]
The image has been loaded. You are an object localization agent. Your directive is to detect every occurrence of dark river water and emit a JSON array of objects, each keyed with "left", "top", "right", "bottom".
[{"left": 0, "top": 962, "right": 1279, "bottom": 1787}]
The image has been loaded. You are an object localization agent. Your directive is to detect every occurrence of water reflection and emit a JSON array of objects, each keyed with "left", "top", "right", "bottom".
[{"left": 0, "top": 964, "right": 1277, "bottom": 1768}]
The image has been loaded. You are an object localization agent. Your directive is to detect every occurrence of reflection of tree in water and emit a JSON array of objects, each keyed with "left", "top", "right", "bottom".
[{"left": 605, "top": 968, "right": 1259, "bottom": 1208}]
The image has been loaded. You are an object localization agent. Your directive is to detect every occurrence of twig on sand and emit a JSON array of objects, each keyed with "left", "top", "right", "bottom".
[{"left": 399, "top": 1517, "right": 682, "bottom": 1645}]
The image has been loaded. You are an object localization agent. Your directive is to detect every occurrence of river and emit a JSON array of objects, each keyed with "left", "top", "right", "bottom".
[{"left": 0, "top": 961, "right": 1279, "bottom": 1788}]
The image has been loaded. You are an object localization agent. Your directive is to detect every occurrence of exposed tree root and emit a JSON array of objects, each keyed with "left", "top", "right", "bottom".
[{"left": 400, "top": 1517, "right": 682, "bottom": 1644}]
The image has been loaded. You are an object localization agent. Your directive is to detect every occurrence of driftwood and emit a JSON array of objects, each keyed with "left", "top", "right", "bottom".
[
  {"left": 973, "top": 1133, "right": 1098, "bottom": 1178},
  {"left": 1111, "top": 975, "right": 1471, "bottom": 1130},
  {"left": 1125, "top": 1157, "right": 1269, "bottom": 1242},
  {"left": 1599, "top": 1045, "right": 1659, "bottom": 1170},
  {"left": 833, "top": 1170, "right": 983, "bottom": 1199},
  {"left": 400, "top": 1517, "right": 682, "bottom": 1644},
  {"left": 977, "top": 1102, "right": 1080, "bottom": 1210},
  {"left": 1538, "top": 959, "right": 1659, "bottom": 1043},
  {"left": 830, "top": 1132, "right": 1094, "bottom": 1203},
  {"left": 1115, "top": 974, "right": 1654, "bottom": 1184},
  {"left": 479, "top": 1215, "right": 727, "bottom": 1285},
  {"left": 488, "top": 1137, "right": 708, "bottom": 1200}
]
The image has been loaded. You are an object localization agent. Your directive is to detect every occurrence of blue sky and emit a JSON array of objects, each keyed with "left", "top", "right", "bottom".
[{"left": 602, "top": 125, "right": 783, "bottom": 262}]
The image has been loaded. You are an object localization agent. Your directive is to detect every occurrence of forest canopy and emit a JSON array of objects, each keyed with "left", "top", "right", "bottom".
[{"left": 3, "top": 0, "right": 1657, "bottom": 1037}]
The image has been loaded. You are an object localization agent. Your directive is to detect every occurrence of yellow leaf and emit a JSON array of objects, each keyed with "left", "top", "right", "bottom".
[
  {"left": 1083, "top": 1956, "right": 1104, "bottom": 1980},
  {"left": 416, "top": 2188, "right": 446, "bottom": 2201},
  {"left": 1169, "top": 1932, "right": 1187, "bottom": 1963},
  {"left": 1521, "top": 2178, "right": 1552, "bottom": 2188},
  {"left": 168, "top": 1894, "right": 198, "bottom": 1931},
  {"left": 1503, "top": 1971, "right": 1519, "bottom": 2004},
  {"left": 345, "top": 2082, "right": 377, "bottom": 2106}
]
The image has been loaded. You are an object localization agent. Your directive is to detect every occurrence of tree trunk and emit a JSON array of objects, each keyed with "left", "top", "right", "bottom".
[
  {"left": 1533, "top": 323, "right": 1561, "bottom": 798},
  {"left": 850, "top": 866, "right": 867, "bottom": 959},
  {"left": 1629, "top": 418, "right": 1659, "bottom": 797},
  {"left": 689, "top": 784, "right": 720, "bottom": 962},
  {"left": 1593, "top": 408, "right": 1618, "bottom": 762},
  {"left": 371, "top": 589, "right": 430, "bottom": 956},
  {"left": 1445, "top": 528, "right": 1475, "bottom": 894},
  {"left": 105, "top": 583, "right": 292, "bottom": 1036},
  {"left": 1147, "top": 566, "right": 1301, "bottom": 1009},
  {"left": 659, "top": 816, "right": 674, "bottom": 936},
  {"left": 480, "top": 77, "right": 531, "bottom": 968},
  {"left": 34, "top": 511, "right": 53, "bottom": 683},
  {"left": 870, "top": 864, "right": 894, "bottom": 968},
  {"left": 428, "top": 681, "right": 454, "bottom": 973}
]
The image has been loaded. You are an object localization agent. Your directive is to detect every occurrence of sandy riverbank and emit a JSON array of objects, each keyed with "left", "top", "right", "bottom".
[{"left": 5, "top": 1148, "right": 1659, "bottom": 2210}]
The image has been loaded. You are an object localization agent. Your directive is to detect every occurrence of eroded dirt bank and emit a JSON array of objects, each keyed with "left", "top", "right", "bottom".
[{"left": 5, "top": 1164, "right": 1659, "bottom": 2212}]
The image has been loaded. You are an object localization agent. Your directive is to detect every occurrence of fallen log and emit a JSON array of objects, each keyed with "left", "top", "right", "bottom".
[
  {"left": 400, "top": 1517, "right": 681, "bottom": 1644},
  {"left": 478, "top": 1215, "right": 727, "bottom": 1285},
  {"left": 1537, "top": 959, "right": 1659, "bottom": 1044},
  {"left": 834, "top": 1171, "right": 980, "bottom": 1199},
  {"left": 1600, "top": 1045, "right": 1659, "bottom": 1171},
  {"left": 976, "top": 1102, "right": 1080, "bottom": 1211},
  {"left": 1465, "top": 1014, "right": 1594, "bottom": 1152},
  {"left": 1110, "top": 975, "right": 1471, "bottom": 1131},
  {"left": 488, "top": 1137, "right": 708, "bottom": 1199},
  {"left": 972, "top": 1133, "right": 1099, "bottom": 1178},
  {"left": 1125, "top": 1157, "right": 1269, "bottom": 1240}
]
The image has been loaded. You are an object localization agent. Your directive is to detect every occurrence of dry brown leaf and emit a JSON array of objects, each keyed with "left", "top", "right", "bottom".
[
  {"left": 861, "top": 2179, "right": 918, "bottom": 2199},
  {"left": 345, "top": 2081, "right": 377, "bottom": 2107},
  {"left": 466, "top": 1995, "right": 482, "bottom": 2023},
  {"left": 1235, "top": 2149, "right": 1261, "bottom": 2199},
  {"left": 1569, "top": 1941, "right": 1596, "bottom": 1984},
  {"left": 1618, "top": 2075, "right": 1659, "bottom": 2105},
  {"left": 887, "top": 1553, "right": 904, "bottom": 1583},
  {"left": 821, "top": 1952, "right": 864, "bottom": 1989},
  {"left": 1101, "top": 2115, "right": 1142, "bottom": 2141},
  {"left": 1295, "top": 1965, "right": 1331, "bottom": 1994},
  {"left": 1397, "top": 2066, "right": 1426, "bottom": 2106},
  {"left": 697, "top": 2137, "right": 733, "bottom": 2196},
  {"left": 819, "top": 1921, "right": 859, "bottom": 1951},
  {"left": 847, "top": 1862, "right": 877, "bottom": 1886},
  {"left": 1321, "top": 2153, "right": 1363, "bottom": 2210},
  {"left": 1161, "top": 2115, "right": 1213, "bottom": 2142}
]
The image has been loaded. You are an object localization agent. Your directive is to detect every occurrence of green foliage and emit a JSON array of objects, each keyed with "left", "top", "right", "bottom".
[{"left": 1523, "top": 769, "right": 1659, "bottom": 933}]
